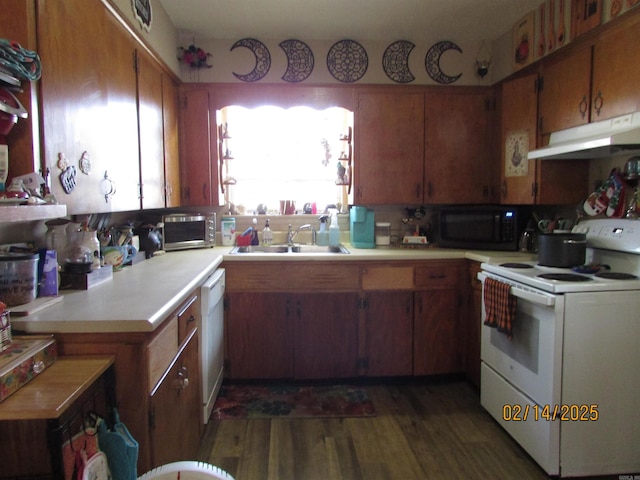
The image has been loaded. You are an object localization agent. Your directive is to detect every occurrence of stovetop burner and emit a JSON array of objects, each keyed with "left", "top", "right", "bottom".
[
  {"left": 537, "top": 273, "right": 592, "bottom": 282},
  {"left": 595, "top": 272, "right": 639, "bottom": 280},
  {"left": 499, "top": 262, "right": 534, "bottom": 269}
]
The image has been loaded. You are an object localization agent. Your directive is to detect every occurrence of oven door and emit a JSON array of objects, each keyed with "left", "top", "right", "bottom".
[
  {"left": 479, "top": 272, "right": 564, "bottom": 406},
  {"left": 479, "top": 272, "right": 564, "bottom": 475}
]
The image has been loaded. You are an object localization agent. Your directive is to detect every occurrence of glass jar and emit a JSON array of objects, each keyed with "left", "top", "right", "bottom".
[{"left": 375, "top": 222, "right": 391, "bottom": 246}]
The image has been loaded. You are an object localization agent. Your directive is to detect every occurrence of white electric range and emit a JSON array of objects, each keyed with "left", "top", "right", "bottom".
[{"left": 478, "top": 218, "right": 640, "bottom": 477}]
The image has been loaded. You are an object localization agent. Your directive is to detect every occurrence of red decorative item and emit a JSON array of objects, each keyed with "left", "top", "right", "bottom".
[{"left": 178, "top": 44, "right": 212, "bottom": 69}]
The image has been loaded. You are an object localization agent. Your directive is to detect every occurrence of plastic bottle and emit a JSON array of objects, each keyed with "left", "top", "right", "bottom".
[
  {"left": 316, "top": 215, "right": 329, "bottom": 246},
  {"left": 251, "top": 218, "right": 259, "bottom": 245},
  {"left": 329, "top": 209, "right": 340, "bottom": 247},
  {"left": 262, "top": 219, "right": 273, "bottom": 246}
]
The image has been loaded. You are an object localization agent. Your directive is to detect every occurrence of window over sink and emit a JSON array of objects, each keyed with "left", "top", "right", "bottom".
[{"left": 217, "top": 105, "right": 353, "bottom": 215}]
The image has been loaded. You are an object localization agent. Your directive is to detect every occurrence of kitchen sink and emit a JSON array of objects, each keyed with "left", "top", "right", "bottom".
[{"left": 229, "top": 244, "right": 350, "bottom": 254}]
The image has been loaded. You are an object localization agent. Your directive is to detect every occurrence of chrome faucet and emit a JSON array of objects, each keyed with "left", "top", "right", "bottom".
[{"left": 287, "top": 224, "right": 316, "bottom": 245}]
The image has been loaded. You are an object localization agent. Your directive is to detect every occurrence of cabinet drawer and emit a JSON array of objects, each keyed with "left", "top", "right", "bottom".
[
  {"left": 415, "top": 263, "right": 459, "bottom": 289},
  {"left": 225, "top": 263, "right": 359, "bottom": 291},
  {"left": 177, "top": 295, "right": 199, "bottom": 346},
  {"left": 361, "top": 266, "right": 414, "bottom": 290},
  {"left": 146, "top": 317, "right": 178, "bottom": 393}
]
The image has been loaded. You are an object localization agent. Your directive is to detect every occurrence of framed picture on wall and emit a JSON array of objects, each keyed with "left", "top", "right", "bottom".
[
  {"left": 513, "top": 11, "right": 535, "bottom": 70},
  {"left": 132, "top": 0, "right": 152, "bottom": 32},
  {"left": 571, "top": 0, "right": 602, "bottom": 38}
]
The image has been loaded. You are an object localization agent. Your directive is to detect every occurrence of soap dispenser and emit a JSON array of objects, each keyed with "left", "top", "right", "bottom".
[
  {"left": 262, "top": 218, "right": 273, "bottom": 246},
  {"left": 316, "top": 215, "right": 329, "bottom": 246},
  {"left": 329, "top": 209, "right": 340, "bottom": 247}
]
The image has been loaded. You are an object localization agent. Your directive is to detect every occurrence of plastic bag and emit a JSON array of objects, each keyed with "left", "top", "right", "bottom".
[{"left": 97, "top": 409, "right": 138, "bottom": 480}]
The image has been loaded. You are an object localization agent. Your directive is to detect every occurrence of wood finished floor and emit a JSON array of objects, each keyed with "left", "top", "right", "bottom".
[{"left": 196, "top": 378, "right": 554, "bottom": 480}]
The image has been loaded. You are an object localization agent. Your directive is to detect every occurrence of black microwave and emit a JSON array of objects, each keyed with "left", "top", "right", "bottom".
[{"left": 438, "top": 206, "right": 520, "bottom": 251}]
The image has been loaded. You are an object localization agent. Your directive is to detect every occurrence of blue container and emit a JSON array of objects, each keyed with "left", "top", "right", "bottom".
[{"left": 349, "top": 206, "right": 375, "bottom": 248}]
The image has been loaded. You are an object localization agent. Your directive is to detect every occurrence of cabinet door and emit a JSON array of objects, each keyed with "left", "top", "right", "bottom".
[
  {"left": 414, "top": 288, "right": 462, "bottom": 375},
  {"left": 225, "top": 292, "right": 293, "bottom": 379},
  {"left": 0, "top": 1, "right": 39, "bottom": 180},
  {"left": 149, "top": 329, "right": 201, "bottom": 467},
  {"left": 362, "top": 291, "right": 413, "bottom": 377},
  {"left": 591, "top": 20, "right": 640, "bottom": 121},
  {"left": 500, "top": 73, "right": 539, "bottom": 204},
  {"left": 137, "top": 50, "right": 164, "bottom": 209},
  {"left": 424, "top": 91, "right": 497, "bottom": 204},
  {"left": 179, "top": 89, "right": 215, "bottom": 206},
  {"left": 466, "top": 261, "right": 482, "bottom": 387},
  {"left": 294, "top": 293, "right": 359, "bottom": 379},
  {"left": 37, "top": 0, "right": 140, "bottom": 214},
  {"left": 538, "top": 45, "right": 592, "bottom": 137},
  {"left": 355, "top": 92, "right": 424, "bottom": 204},
  {"left": 162, "top": 76, "right": 181, "bottom": 208}
]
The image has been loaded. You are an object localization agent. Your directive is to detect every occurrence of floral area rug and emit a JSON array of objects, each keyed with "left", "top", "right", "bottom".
[{"left": 212, "top": 384, "right": 377, "bottom": 420}]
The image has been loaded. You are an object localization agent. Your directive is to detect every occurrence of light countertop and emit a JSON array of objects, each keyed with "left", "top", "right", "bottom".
[
  {"left": 12, "top": 249, "right": 223, "bottom": 334},
  {"left": 10, "top": 245, "right": 534, "bottom": 335}
]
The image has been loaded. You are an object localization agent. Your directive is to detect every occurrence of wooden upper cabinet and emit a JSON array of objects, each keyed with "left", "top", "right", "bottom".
[
  {"left": 500, "top": 73, "right": 539, "bottom": 204},
  {"left": 178, "top": 89, "right": 216, "bottom": 206},
  {"left": 538, "top": 45, "right": 592, "bottom": 138},
  {"left": 591, "top": 17, "right": 640, "bottom": 122},
  {"left": 0, "top": 0, "right": 39, "bottom": 180},
  {"left": 424, "top": 91, "right": 496, "bottom": 204},
  {"left": 162, "top": 76, "right": 181, "bottom": 208},
  {"left": 355, "top": 92, "right": 424, "bottom": 205},
  {"left": 137, "top": 50, "right": 165, "bottom": 210},
  {"left": 501, "top": 72, "right": 588, "bottom": 205},
  {"left": 37, "top": 0, "right": 140, "bottom": 214}
]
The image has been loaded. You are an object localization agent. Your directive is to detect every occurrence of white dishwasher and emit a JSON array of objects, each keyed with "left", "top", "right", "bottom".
[{"left": 199, "top": 268, "right": 225, "bottom": 424}]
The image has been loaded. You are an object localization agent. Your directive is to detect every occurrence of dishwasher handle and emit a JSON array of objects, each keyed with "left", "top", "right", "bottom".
[{"left": 202, "top": 268, "right": 225, "bottom": 290}]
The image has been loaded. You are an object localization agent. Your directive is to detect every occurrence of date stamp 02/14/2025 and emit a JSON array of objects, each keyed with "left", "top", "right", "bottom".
[{"left": 502, "top": 404, "right": 599, "bottom": 422}]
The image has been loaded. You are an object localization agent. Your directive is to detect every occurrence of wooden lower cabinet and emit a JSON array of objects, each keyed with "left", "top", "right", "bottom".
[
  {"left": 466, "top": 261, "right": 483, "bottom": 387},
  {"left": 225, "top": 292, "right": 293, "bottom": 379},
  {"left": 361, "top": 291, "right": 414, "bottom": 377},
  {"left": 225, "top": 291, "right": 359, "bottom": 379},
  {"left": 413, "top": 262, "right": 465, "bottom": 376},
  {"left": 55, "top": 290, "right": 202, "bottom": 475},
  {"left": 414, "top": 289, "right": 462, "bottom": 375},
  {"left": 223, "top": 259, "right": 466, "bottom": 381},
  {"left": 294, "top": 292, "right": 359, "bottom": 379},
  {"left": 149, "top": 328, "right": 201, "bottom": 466}
]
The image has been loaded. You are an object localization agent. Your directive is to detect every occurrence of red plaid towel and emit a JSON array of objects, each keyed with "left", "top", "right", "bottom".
[{"left": 483, "top": 277, "right": 516, "bottom": 339}]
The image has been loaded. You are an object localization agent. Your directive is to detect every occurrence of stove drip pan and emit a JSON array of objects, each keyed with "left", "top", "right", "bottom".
[
  {"left": 537, "top": 273, "right": 592, "bottom": 282},
  {"left": 499, "top": 263, "right": 534, "bottom": 269},
  {"left": 595, "top": 272, "right": 639, "bottom": 280}
]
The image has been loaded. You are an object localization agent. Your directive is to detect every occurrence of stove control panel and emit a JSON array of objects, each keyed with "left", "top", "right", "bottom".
[{"left": 573, "top": 219, "right": 640, "bottom": 253}]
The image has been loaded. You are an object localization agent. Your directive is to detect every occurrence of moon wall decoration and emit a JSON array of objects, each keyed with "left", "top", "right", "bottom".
[
  {"left": 279, "top": 39, "right": 314, "bottom": 83},
  {"left": 382, "top": 40, "right": 416, "bottom": 84},
  {"left": 327, "top": 40, "right": 368, "bottom": 83},
  {"left": 231, "top": 38, "right": 271, "bottom": 82},
  {"left": 425, "top": 41, "right": 463, "bottom": 84}
]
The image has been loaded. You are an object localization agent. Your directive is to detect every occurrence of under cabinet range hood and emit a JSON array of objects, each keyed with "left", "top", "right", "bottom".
[{"left": 528, "top": 112, "right": 640, "bottom": 160}]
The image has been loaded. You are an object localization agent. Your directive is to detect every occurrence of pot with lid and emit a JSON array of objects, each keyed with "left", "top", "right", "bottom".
[{"left": 537, "top": 232, "right": 586, "bottom": 267}]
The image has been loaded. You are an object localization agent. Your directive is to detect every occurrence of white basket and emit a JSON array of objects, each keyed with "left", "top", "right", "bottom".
[{"left": 138, "top": 462, "right": 235, "bottom": 480}]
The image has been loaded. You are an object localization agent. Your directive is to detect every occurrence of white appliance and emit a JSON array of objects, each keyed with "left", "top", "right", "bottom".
[
  {"left": 200, "top": 268, "right": 225, "bottom": 424},
  {"left": 479, "top": 218, "right": 640, "bottom": 477}
]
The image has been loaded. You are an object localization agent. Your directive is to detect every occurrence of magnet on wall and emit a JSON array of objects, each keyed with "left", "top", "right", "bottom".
[{"left": 59, "top": 165, "right": 77, "bottom": 194}]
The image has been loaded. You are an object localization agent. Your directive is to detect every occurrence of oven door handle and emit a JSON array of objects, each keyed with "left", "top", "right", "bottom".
[{"left": 478, "top": 272, "right": 556, "bottom": 307}]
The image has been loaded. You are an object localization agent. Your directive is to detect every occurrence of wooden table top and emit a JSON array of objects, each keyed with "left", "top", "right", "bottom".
[{"left": 0, "top": 355, "right": 114, "bottom": 421}]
